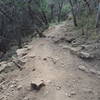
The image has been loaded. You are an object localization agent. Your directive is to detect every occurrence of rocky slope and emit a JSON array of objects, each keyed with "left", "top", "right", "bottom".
[{"left": 0, "top": 21, "right": 100, "bottom": 100}]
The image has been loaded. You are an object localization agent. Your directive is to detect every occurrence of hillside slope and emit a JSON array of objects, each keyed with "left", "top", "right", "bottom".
[{"left": 0, "top": 21, "right": 100, "bottom": 100}]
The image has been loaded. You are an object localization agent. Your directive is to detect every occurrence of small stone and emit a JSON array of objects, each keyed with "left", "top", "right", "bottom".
[
  {"left": 16, "top": 48, "right": 28, "bottom": 57},
  {"left": 11, "top": 81, "right": 16, "bottom": 84},
  {"left": 0, "top": 96, "right": 5, "bottom": 100},
  {"left": 43, "top": 58, "right": 47, "bottom": 61},
  {"left": 1, "top": 85, "right": 5, "bottom": 90},
  {"left": 83, "top": 88, "right": 93, "bottom": 93},
  {"left": 6, "top": 93, "right": 10, "bottom": 96},
  {"left": 22, "top": 53, "right": 27, "bottom": 57},
  {"left": 0, "top": 65, "right": 7, "bottom": 73},
  {"left": 78, "top": 52, "right": 94, "bottom": 59},
  {"left": 10, "top": 85, "right": 15, "bottom": 88},
  {"left": 89, "top": 69, "right": 97, "bottom": 74},
  {"left": 0, "top": 85, "right": 3, "bottom": 91},
  {"left": 98, "top": 96, "right": 100, "bottom": 100},
  {"left": 24, "top": 97, "right": 30, "bottom": 100},
  {"left": 78, "top": 65, "right": 89, "bottom": 72},
  {"left": 65, "top": 93, "right": 68, "bottom": 96},
  {"left": 32, "top": 68, "right": 36, "bottom": 71},
  {"left": 17, "top": 85, "right": 22, "bottom": 90},
  {"left": 44, "top": 91, "right": 49, "bottom": 96},
  {"left": 70, "top": 91, "right": 76, "bottom": 95},
  {"left": 46, "top": 80, "right": 51, "bottom": 84},
  {"left": 31, "top": 81, "right": 45, "bottom": 91},
  {"left": 56, "top": 86, "right": 61, "bottom": 90},
  {"left": 68, "top": 91, "right": 76, "bottom": 97},
  {"left": 7, "top": 62, "right": 14, "bottom": 67},
  {"left": 0, "top": 76, "right": 5, "bottom": 83},
  {"left": 96, "top": 71, "right": 100, "bottom": 76},
  {"left": 97, "top": 76, "right": 100, "bottom": 79},
  {"left": 55, "top": 57, "right": 59, "bottom": 61},
  {"left": 68, "top": 94, "right": 71, "bottom": 97},
  {"left": 29, "top": 56, "right": 36, "bottom": 59}
]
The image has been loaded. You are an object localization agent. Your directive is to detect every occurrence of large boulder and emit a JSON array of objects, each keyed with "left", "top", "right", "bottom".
[
  {"left": 63, "top": 45, "right": 94, "bottom": 59},
  {"left": 63, "top": 45, "right": 81, "bottom": 54},
  {"left": 78, "top": 52, "right": 94, "bottom": 59},
  {"left": 0, "top": 61, "right": 15, "bottom": 73},
  {"left": 16, "top": 48, "right": 28, "bottom": 57}
]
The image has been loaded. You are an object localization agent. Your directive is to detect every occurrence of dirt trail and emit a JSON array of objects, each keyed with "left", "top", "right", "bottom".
[{"left": 0, "top": 22, "right": 100, "bottom": 100}]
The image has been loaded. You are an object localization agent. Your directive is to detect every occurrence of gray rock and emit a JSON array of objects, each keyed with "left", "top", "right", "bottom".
[
  {"left": 98, "top": 76, "right": 100, "bottom": 79},
  {"left": 70, "top": 91, "right": 76, "bottom": 95},
  {"left": 68, "top": 91, "right": 76, "bottom": 97},
  {"left": 68, "top": 94, "right": 71, "bottom": 97},
  {"left": 17, "top": 85, "right": 22, "bottom": 90},
  {"left": 16, "top": 48, "right": 28, "bottom": 57},
  {"left": 89, "top": 69, "right": 97, "bottom": 74},
  {"left": 0, "top": 62, "right": 8, "bottom": 73},
  {"left": 0, "top": 85, "right": 4, "bottom": 91},
  {"left": 78, "top": 65, "right": 89, "bottom": 72},
  {"left": 83, "top": 88, "right": 93, "bottom": 93},
  {"left": 31, "top": 81, "right": 45, "bottom": 90},
  {"left": 24, "top": 97, "right": 30, "bottom": 100},
  {"left": 10, "top": 84, "right": 16, "bottom": 88},
  {"left": 0, "top": 76, "right": 5, "bottom": 83},
  {"left": 0, "top": 65, "right": 6, "bottom": 73},
  {"left": 78, "top": 52, "right": 94, "bottom": 59},
  {"left": 56, "top": 86, "right": 61, "bottom": 90},
  {"left": 65, "top": 93, "right": 68, "bottom": 96},
  {"left": 63, "top": 45, "right": 78, "bottom": 54},
  {"left": 96, "top": 71, "right": 100, "bottom": 76}
]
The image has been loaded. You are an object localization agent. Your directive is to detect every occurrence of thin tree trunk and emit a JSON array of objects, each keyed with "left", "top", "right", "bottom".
[
  {"left": 96, "top": 2, "right": 100, "bottom": 28},
  {"left": 69, "top": 0, "right": 78, "bottom": 26}
]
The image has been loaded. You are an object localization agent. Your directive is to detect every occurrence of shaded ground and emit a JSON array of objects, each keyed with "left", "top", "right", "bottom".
[{"left": 0, "top": 21, "right": 100, "bottom": 100}]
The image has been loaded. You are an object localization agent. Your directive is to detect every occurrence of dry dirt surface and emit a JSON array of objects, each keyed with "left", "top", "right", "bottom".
[{"left": 0, "top": 21, "right": 100, "bottom": 100}]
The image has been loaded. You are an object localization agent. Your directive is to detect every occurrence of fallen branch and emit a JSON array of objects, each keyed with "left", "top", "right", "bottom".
[{"left": 12, "top": 61, "right": 23, "bottom": 71}]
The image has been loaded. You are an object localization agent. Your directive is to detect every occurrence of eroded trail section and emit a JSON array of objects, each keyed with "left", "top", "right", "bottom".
[{"left": 0, "top": 22, "right": 100, "bottom": 100}]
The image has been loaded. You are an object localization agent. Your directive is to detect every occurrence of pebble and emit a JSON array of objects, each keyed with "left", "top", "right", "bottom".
[
  {"left": 11, "top": 81, "right": 16, "bottom": 84},
  {"left": 83, "top": 88, "right": 93, "bottom": 93},
  {"left": 32, "top": 68, "right": 36, "bottom": 71},
  {"left": 67, "top": 91, "right": 76, "bottom": 97},
  {"left": 10, "top": 85, "right": 15, "bottom": 88},
  {"left": 70, "top": 91, "right": 76, "bottom": 95},
  {"left": 0, "top": 85, "right": 3, "bottom": 91},
  {"left": 56, "top": 86, "right": 61, "bottom": 90},
  {"left": 24, "top": 97, "right": 30, "bottom": 100},
  {"left": 43, "top": 58, "right": 47, "bottom": 61},
  {"left": 89, "top": 69, "right": 97, "bottom": 74},
  {"left": 68, "top": 94, "right": 71, "bottom": 97},
  {"left": 97, "top": 76, "right": 100, "bottom": 79},
  {"left": 1, "top": 85, "right": 5, "bottom": 90},
  {"left": 46, "top": 80, "right": 52, "bottom": 84},
  {"left": 78, "top": 65, "right": 89, "bottom": 72},
  {"left": 79, "top": 52, "right": 94, "bottom": 59},
  {"left": 96, "top": 71, "right": 100, "bottom": 76},
  {"left": 0, "top": 96, "right": 7, "bottom": 100},
  {"left": 17, "top": 85, "right": 22, "bottom": 90},
  {"left": 29, "top": 56, "right": 36, "bottom": 59},
  {"left": 0, "top": 96, "right": 5, "bottom": 100},
  {"left": 6, "top": 93, "right": 10, "bottom": 96},
  {"left": 44, "top": 91, "right": 49, "bottom": 96},
  {"left": 98, "top": 97, "right": 100, "bottom": 100},
  {"left": 65, "top": 93, "right": 68, "bottom": 96}
]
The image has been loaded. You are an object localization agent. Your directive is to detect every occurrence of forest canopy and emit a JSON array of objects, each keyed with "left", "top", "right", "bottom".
[{"left": 0, "top": 0, "right": 100, "bottom": 55}]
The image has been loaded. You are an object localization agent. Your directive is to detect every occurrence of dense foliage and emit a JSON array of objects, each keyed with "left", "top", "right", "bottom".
[{"left": 0, "top": 0, "right": 100, "bottom": 57}]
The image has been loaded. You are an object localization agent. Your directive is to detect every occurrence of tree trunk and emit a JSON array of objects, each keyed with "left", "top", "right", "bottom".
[
  {"left": 50, "top": 4, "right": 54, "bottom": 22},
  {"left": 83, "top": 0, "right": 91, "bottom": 12},
  {"left": 96, "top": 2, "right": 100, "bottom": 28},
  {"left": 69, "top": 0, "right": 78, "bottom": 26}
]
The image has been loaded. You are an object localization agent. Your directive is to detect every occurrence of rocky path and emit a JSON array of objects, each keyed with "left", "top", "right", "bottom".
[{"left": 0, "top": 22, "right": 100, "bottom": 100}]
